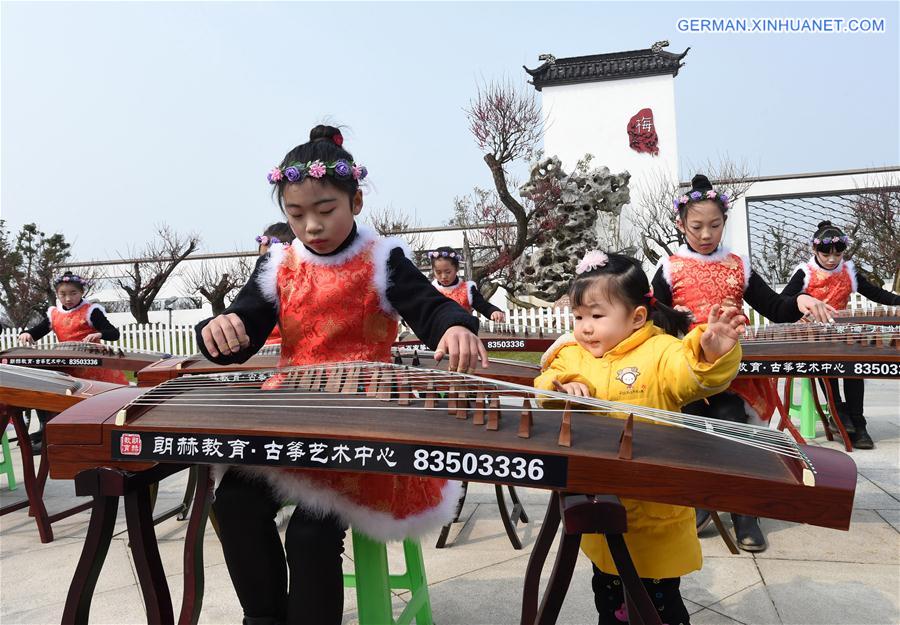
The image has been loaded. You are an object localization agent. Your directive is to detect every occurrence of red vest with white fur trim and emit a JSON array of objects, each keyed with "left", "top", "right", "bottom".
[
  {"left": 799, "top": 259, "right": 856, "bottom": 310},
  {"left": 48, "top": 302, "right": 127, "bottom": 384},
  {"left": 247, "top": 227, "right": 459, "bottom": 542},
  {"left": 433, "top": 279, "right": 475, "bottom": 313},
  {"left": 661, "top": 245, "right": 749, "bottom": 326}
]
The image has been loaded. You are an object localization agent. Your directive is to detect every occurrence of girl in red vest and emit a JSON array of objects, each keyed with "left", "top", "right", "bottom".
[
  {"left": 18, "top": 272, "right": 126, "bottom": 451},
  {"left": 781, "top": 220, "right": 900, "bottom": 449},
  {"left": 651, "top": 174, "right": 833, "bottom": 553},
  {"left": 429, "top": 246, "right": 506, "bottom": 322},
  {"left": 197, "top": 125, "right": 488, "bottom": 625},
  {"left": 256, "top": 222, "right": 296, "bottom": 345}
]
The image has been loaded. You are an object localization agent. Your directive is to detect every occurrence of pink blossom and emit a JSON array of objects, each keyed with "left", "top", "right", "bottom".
[
  {"left": 679, "top": 194, "right": 690, "bottom": 204},
  {"left": 308, "top": 160, "right": 327, "bottom": 178},
  {"left": 268, "top": 167, "right": 283, "bottom": 182},
  {"left": 706, "top": 190, "right": 717, "bottom": 199},
  {"left": 575, "top": 250, "right": 609, "bottom": 275}
]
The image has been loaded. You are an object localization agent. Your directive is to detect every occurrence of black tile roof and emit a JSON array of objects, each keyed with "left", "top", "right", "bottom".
[{"left": 524, "top": 43, "right": 690, "bottom": 91}]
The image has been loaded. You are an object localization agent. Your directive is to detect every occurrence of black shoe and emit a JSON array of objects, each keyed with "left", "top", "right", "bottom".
[
  {"left": 731, "top": 514, "right": 767, "bottom": 552},
  {"left": 29, "top": 432, "right": 43, "bottom": 456},
  {"left": 852, "top": 426, "right": 875, "bottom": 450},
  {"left": 828, "top": 414, "right": 855, "bottom": 436},
  {"left": 696, "top": 509, "right": 713, "bottom": 533}
]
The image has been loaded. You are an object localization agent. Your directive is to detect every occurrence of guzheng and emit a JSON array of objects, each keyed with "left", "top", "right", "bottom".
[
  {"left": 0, "top": 342, "right": 170, "bottom": 375},
  {"left": 739, "top": 322, "right": 899, "bottom": 379},
  {"left": 138, "top": 346, "right": 540, "bottom": 386},
  {"left": 48, "top": 361, "right": 856, "bottom": 530},
  {"left": 0, "top": 364, "right": 125, "bottom": 543},
  {"left": 394, "top": 322, "right": 563, "bottom": 352},
  {"left": 832, "top": 304, "right": 900, "bottom": 326}
]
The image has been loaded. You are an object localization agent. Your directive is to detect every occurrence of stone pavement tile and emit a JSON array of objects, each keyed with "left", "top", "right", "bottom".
[
  {"left": 835, "top": 439, "right": 899, "bottom": 471},
  {"left": 433, "top": 500, "right": 543, "bottom": 553},
  {"left": 705, "top": 580, "right": 781, "bottom": 624},
  {"left": 859, "top": 468, "right": 900, "bottom": 499},
  {"left": 757, "top": 559, "right": 900, "bottom": 625},
  {"left": 875, "top": 509, "right": 900, "bottom": 532},
  {"left": 852, "top": 474, "right": 900, "bottom": 509},
  {"left": 690, "top": 608, "right": 745, "bottom": 624},
  {"left": 459, "top": 482, "right": 555, "bottom": 506},
  {"left": 0, "top": 536, "right": 137, "bottom": 617},
  {"left": 417, "top": 552, "right": 598, "bottom": 625},
  {"left": 681, "top": 555, "right": 762, "bottom": 608},
  {"left": 685, "top": 598, "right": 707, "bottom": 615},
  {"left": 342, "top": 593, "right": 410, "bottom": 625},
  {"left": 755, "top": 509, "right": 899, "bottom": 564},
  {"left": 3, "top": 583, "right": 147, "bottom": 625}
]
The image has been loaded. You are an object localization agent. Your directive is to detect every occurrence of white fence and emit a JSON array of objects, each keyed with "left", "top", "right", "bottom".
[{"left": 0, "top": 292, "right": 887, "bottom": 355}]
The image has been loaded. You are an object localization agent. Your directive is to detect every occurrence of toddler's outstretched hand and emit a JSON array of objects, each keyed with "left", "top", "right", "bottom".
[
  {"left": 552, "top": 379, "right": 591, "bottom": 398},
  {"left": 700, "top": 304, "right": 746, "bottom": 363}
]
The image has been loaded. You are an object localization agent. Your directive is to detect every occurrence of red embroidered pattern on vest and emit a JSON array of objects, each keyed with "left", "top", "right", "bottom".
[
  {"left": 435, "top": 281, "right": 472, "bottom": 313},
  {"left": 49, "top": 305, "right": 127, "bottom": 384},
  {"left": 805, "top": 264, "right": 853, "bottom": 310},
  {"left": 668, "top": 254, "right": 745, "bottom": 326}
]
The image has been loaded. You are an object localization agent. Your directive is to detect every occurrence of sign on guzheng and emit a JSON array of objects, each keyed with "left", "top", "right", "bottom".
[
  {"left": 0, "top": 357, "right": 101, "bottom": 367},
  {"left": 739, "top": 360, "right": 899, "bottom": 378},
  {"left": 111, "top": 431, "right": 569, "bottom": 488}
]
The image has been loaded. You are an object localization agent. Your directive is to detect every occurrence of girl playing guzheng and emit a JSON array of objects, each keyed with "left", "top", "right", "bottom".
[
  {"left": 650, "top": 173, "right": 834, "bottom": 553},
  {"left": 196, "top": 124, "right": 488, "bottom": 625},
  {"left": 18, "top": 271, "right": 126, "bottom": 451},
  {"left": 255, "top": 221, "right": 295, "bottom": 345},
  {"left": 781, "top": 220, "right": 900, "bottom": 450},
  {"left": 429, "top": 245, "right": 506, "bottom": 322},
  {"left": 536, "top": 250, "right": 744, "bottom": 625}
]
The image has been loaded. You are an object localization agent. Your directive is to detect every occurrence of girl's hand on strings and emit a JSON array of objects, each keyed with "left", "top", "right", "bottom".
[
  {"left": 797, "top": 294, "right": 836, "bottom": 323},
  {"left": 201, "top": 313, "right": 250, "bottom": 358},
  {"left": 17, "top": 332, "right": 35, "bottom": 346},
  {"left": 434, "top": 326, "right": 489, "bottom": 373},
  {"left": 552, "top": 379, "right": 591, "bottom": 398},
  {"left": 490, "top": 311, "right": 506, "bottom": 323},
  {"left": 700, "top": 304, "right": 746, "bottom": 363},
  {"left": 83, "top": 333, "right": 102, "bottom": 343}
]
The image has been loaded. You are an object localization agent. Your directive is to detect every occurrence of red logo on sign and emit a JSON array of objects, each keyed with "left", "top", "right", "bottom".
[{"left": 120, "top": 433, "right": 142, "bottom": 456}]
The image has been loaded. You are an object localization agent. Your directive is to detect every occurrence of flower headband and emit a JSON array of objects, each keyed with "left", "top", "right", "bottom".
[
  {"left": 256, "top": 235, "right": 281, "bottom": 246},
  {"left": 429, "top": 250, "right": 462, "bottom": 260},
  {"left": 267, "top": 159, "right": 367, "bottom": 184},
  {"left": 54, "top": 273, "right": 89, "bottom": 288},
  {"left": 812, "top": 235, "right": 850, "bottom": 246},
  {"left": 672, "top": 189, "right": 731, "bottom": 213},
  {"left": 575, "top": 250, "right": 609, "bottom": 275}
]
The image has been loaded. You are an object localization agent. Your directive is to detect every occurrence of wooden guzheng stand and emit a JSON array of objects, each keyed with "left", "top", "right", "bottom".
[
  {"left": 739, "top": 321, "right": 899, "bottom": 451},
  {"left": 47, "top": 362, "right": 856, "bottom": 625},
  {"left": 0, "top": 365, "right": 122, "bottom": 542}
]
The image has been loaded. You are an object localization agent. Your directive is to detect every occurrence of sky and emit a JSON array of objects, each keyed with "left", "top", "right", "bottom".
[{"left": 2, "top": 1, "right": 898, "bottom": 261}]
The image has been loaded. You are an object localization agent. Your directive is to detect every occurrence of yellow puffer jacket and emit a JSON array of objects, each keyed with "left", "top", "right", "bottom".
[{"left": 534, "top": 322, "right": 741, "bottom": 579}]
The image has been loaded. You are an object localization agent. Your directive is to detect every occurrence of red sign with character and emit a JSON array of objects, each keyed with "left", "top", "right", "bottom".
[
  {"left": 627, "top": 108, "right": 659, "bottom": 156},
  {"left": 120, "top": 433, "right": 142, "bottom": 456}
]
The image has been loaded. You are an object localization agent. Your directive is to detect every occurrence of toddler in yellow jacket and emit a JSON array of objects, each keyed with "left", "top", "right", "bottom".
[{"left": 534, "top": 251, "right": 744, "bottom": 625}]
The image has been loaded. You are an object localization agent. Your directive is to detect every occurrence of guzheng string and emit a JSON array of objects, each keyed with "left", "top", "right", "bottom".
[{"left": 125, "top": 362, "right": 810, "bottom": 465}]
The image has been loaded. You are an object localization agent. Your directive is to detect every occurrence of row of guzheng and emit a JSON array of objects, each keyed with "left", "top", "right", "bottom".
[
  {"left": 0, "top": 342, "right": 170, "bottom": 374},
  {"left": 738, "top": 321, "right": 899, "bottom": 379},
  {"left": 832, "top": 304, "right": 900, "bottom": 325},
  {"left": 46, "top": 361, "right": 856, "bottom": 531}
]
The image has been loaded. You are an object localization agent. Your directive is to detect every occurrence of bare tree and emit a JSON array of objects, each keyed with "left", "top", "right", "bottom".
[
  {"left": 115, "top": 225, "right": 200, "bottom": 323},
  {"left": 849, "top": 176, "right": 899, "bottom": 291},
  {"left": 756, "top": 223, "right": 807, "bottom": 285},
  {"left": 364, "top": 205, "right": 433, "bottom": 263},
  {"left": 182, "top": 257, "right": 253, "bottom": 316},
  {"left": 632, "top": 156, "right": 757, "bottom": 264}
]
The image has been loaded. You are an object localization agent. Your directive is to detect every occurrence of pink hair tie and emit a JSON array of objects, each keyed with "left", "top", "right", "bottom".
[{"left": 575, "top": 250, "right": 609, "bottom": 275}]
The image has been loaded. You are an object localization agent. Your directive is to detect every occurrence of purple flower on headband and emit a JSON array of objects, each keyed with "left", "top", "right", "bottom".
[
  {"left": 284, "top": 166, "right": 302, "bottom": 182},
  {"left": 720, "top": 193, "right": 729, "bottom": 202},
  {"left": 308, "top": 161, "right": 327, "bottom": 178},
  {"left": 334, "top": 159, "right": 351, "bottom": 178},
  {"left": 689, "top": 191, "right": 702, "bottom": 200},
  {"left": 267, "top": 167, "right": 283, "bottom": 184}
]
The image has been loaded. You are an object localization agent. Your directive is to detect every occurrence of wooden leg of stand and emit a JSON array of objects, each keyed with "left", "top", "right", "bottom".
[
  {"left": 177, "top": 465, "right": 198, "bottom": 521},
  {"left": 496, "top": 484, "right": 524, "bottom": 550},
  {"left": 125, "top": 483, "right": 175, "bottom": 625},
  {"left": 606, "top": 534, "right": 663, "bottom": 625},
  {"left": 509, "top": 485, "right": 530, "bottom": 523},
  {"left": 772, "top": 388, "right": 806, "bottom": 445},
  {"left": 178, "top": 465, "right": 212, "bottom": 625},
  {"left": 435, "top": 481, "right": 468, "bottom": 549},
  {"left": 520, "top": 493, "right": 561, "bottom": 625},
  {"left": 8, "top": 409, "right": 52, "bottom": 542},
  {"left": 822, "top": 378, "right": 853, "bottom": 452},
  {"left": 534, "top": 531, "right": 581, "bottom": 625},
  {"left": 62, "top": 494, "right": 120, "bottom": 625}
]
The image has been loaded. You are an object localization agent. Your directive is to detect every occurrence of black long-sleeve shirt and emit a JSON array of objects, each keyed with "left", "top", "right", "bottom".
[
  {"left": 196, "top": 227, "right": 479, "bottom": 365},
  {"left": 434, "top": 278, "right": 502, "bottom": 318},
  {"left": 24, "top": 303, "right": 121, "bottom": 341},
  {"left": 651, "top": 248, "right": 805, "bottom": 324},
  {"left": 782, "top": 260, "right": 900, "bottom": 305}
]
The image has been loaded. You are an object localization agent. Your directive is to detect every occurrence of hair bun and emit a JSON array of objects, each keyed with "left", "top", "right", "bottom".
[
  {"left": 309, "top": 124, "right": 343, "bottom": 146},
  {"left": 690, "top": 174, "right": 713, "bottom": 193},
  {"left": 817, "top": 220, "right": 833, "bottom": 229},
  {"left": 63, "top": 271, "right": 74, "bottom": 277}
]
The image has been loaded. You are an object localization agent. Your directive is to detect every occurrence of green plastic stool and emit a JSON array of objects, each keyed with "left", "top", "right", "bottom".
[
  {"left": 1, "top": 429, "right": 17, "bottom": 491},
  {"left": 786, "top": 378, "right": 829, "bottom": 439},
  {"left": 343, "top": 531, "right": 433, "bottom": 625}
]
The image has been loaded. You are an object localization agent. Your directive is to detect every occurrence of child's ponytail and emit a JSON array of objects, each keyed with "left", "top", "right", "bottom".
[{"left": 646, "top": 295, "right": 692, "bottom": 337}]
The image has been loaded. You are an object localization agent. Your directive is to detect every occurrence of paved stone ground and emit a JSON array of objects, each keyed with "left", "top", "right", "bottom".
[{"left": 1, "top": 380, "right": 897, "bottom": 624}]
